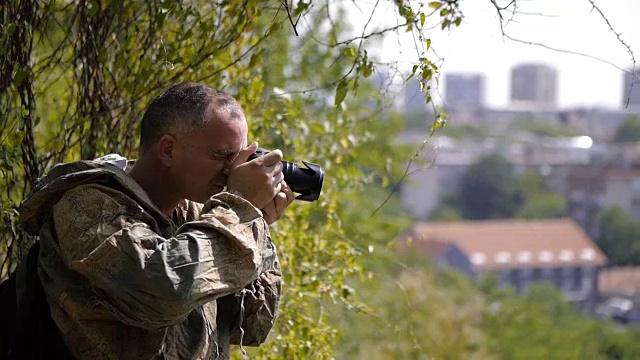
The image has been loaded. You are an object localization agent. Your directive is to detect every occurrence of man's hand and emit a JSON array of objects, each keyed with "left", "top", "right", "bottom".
[
  {"left": 227, "top": 143, "right": 285, "bottom": 209},
  {"left": 262, "top": 181, "right": 294, "bottom": 225}
]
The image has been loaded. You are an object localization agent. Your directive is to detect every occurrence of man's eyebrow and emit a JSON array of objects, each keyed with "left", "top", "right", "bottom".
[{"left": 209, "top": 149, "right": 238, "bottom": 158}]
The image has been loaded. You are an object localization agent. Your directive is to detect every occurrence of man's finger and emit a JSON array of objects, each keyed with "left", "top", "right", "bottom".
[
  {"left": 274, "top": 192, "right": 288, "bottom": 219},
  {"left": 232, "top": 142, "right": 258, "bottom": 168},
  {"left": 266, "top": 161, "right": 283, "bottom": 177},
  {"left": 273, "top": 172, "right": 285, "bottom": 187},
  {"left": 259, "top": 149, "right": 283, "bottom": 167},
  {"left": 281, "top": 181, "right": 294, "bottom": 204},
  {"left": 262, "top": 200, "right": 277, "bottom": 225}
]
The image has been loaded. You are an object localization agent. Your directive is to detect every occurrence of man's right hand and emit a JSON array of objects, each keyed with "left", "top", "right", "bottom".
[{"left": 226, "top": 143, "right": 285, "bottom": 209}]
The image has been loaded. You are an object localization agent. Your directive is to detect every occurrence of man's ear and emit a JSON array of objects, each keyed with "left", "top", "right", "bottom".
[{"left": 157, "top": 134, "right": 176, "bottom": 167}]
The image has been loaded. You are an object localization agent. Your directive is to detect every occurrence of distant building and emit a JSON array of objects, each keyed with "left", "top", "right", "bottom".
[
  {"left": 600, "top": 267, "right": 640, "bottom": 295},
  {"left": 444, "top": 73, "right": 485, "bottom": 110},
  {"left": 596, "top": 267, "right": 640, "bottom": 324},
  {"left": 400, "top": 219, "right": 607, "bottom": 310},
  {"left": 622, "top": 68, "right": 640, "bottom": 108},
  {"left": 510, "top": 63, "right": 558, "bottom": 108},
  {"left": 562, "top": 107, "right": 630, "bottom": 142},
  {"left": 566, "top": 165, "right": 640, "bottom": 237},
  {"left": 444, "top": 105, "right": 634, "bottom": 142},
  {"left": 395, "top": 133, "right": 593, "bottom": 220}
]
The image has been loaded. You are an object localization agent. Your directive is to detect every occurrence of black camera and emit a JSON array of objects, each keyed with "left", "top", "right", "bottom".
[{"left": 248, "top": 147, "right": 324, "bottom": 202}]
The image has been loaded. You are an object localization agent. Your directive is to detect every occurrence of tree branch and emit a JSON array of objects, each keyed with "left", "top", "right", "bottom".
[
  {"left": 281, "top": 0, "right": 301, "bottom": 36},
  {"left": 586, "top": 0, "right": 637, "bottom": 107}
]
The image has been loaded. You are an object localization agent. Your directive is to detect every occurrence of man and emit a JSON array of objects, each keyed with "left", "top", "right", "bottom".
[{"left": 17, "top": 82, "right": 293, "bottom": 359}]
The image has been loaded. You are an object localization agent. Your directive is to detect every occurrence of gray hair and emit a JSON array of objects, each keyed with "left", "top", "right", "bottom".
[{"left": 139, "top": 82, "right": 243, "bottom": 154}]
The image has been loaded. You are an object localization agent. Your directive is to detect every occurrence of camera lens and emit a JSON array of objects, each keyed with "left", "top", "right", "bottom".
[
  {"left": 282, "top": 161, "right": 324, "bottom": 201},
  {"left": 248, "top": 148, "right": 324, "bottom": 202}
]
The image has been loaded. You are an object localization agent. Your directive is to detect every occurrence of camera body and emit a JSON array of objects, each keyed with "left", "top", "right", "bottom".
[{"left": 248, "top": 148, "right": 324, "bottom": 202}]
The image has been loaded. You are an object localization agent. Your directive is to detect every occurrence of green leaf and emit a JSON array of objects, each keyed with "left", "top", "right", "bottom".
[
  {"left": 362, "top": 62, "right": 374, "bottom": 78},
  {"left": 398, "top": 5, "right": 411, "bottom": 18},
  {"left": 114, "top": 54, "right": 126, "bottom": 69},
  {"left": 249, "top": 52, "right": 260, "bottom": 68},
  {"left": 343, "top": 47, "right": 357, "bottom": 58},
  {"left": 428, "top": 1, "right": 442, "bottom": 10},
  {"left": 267, "top": 22, "right": 281, "bottom": 36},
  {"left": 455, "top": 17, "right": 462, "bottom": 26},
  {"left": 6, "top": 24, "right": 16, "bottom": 38},
  {"left": 420, "top": 13, "right": 426, "bottom": 27},
  {"left": 334, "top": 79, "right": 349, "bottom": 107},
  {"left": 98, "top": 48, "right": 108, "bottom": 64},
  {"left": 430, "top": 116, "right": 444, "bottom": 134},
  {"left": 426, "top": 38, "right": 431, "bottom": 51},
  {"left": 292, "top": 1, "right": 310, "bottom": 17},
  {"left": 13, "top": 67, "right": 30, "bottom": 87},
  {"left": 440, "top": 9, "right": 450, "bottom": 17}
]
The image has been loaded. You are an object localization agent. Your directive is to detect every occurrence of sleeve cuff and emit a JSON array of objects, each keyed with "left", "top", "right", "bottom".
[{"left": 204, "top": 192, "right": 263, "bottom": 223}]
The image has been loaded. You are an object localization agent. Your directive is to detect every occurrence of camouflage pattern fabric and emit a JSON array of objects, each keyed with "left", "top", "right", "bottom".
[{"left": 18, "top": 157, "right": 282, "bottom": 359}]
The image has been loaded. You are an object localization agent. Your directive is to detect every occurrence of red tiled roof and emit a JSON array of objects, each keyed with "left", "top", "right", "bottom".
[
  {"left": 403, "top": 219, "right": 607, "bottom": 270},
  {"left": 599, "top": 267, "right": 640, "bottom": 294}
]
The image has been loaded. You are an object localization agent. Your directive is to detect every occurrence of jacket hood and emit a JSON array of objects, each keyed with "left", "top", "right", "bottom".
[{"left": 19, "top": 154, "right": 165, "bottom": 236}]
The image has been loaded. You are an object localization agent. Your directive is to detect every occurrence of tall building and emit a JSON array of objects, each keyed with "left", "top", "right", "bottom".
[
  {"left": 510, "top": 63, "right": 558, "bottom": 108},
  {"left": 444, "top": 73, "right": 485, "bottom": 110},
  {"left": 622, "top": 69, "right": 640, "bottom": 107}
]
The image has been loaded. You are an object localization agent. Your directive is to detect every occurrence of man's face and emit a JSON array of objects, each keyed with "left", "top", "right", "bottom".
[{"left": 172, "top": 106, "right": 248, "bottom": 203}]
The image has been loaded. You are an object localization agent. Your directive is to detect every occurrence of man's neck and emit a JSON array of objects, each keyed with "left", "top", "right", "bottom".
[{"left": 128, "top": 158, "right": 181, "bottom": 217}]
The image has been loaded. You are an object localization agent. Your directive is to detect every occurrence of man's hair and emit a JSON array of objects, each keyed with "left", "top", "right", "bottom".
[{"left": 139, "top": 82, "right": 243, "bottom": 154}]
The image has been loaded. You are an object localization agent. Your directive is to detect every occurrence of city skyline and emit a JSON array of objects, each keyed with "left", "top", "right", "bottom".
[
  {"left": 346, "top": 0, "right": 640, "bottom": 110},
  {"left": 439, "top": 61, "right": 640, "bottom": 111}
]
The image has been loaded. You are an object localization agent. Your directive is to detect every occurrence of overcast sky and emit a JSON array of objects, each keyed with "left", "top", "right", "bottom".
[{"left": 344, "top": 0, "right": 640, "bottom": 110}]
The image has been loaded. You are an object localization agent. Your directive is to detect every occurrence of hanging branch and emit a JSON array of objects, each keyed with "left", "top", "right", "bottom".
[
  {"left": 586, "top": 0, "right": 637, "bottom": 107},
  {"left": 281, "top": 0, "right": 302, "bottom": 36}
]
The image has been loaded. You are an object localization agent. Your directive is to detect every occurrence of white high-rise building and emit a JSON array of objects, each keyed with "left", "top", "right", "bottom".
[{"left": 510, "top": 63, "right": 558, "bottom": 108}]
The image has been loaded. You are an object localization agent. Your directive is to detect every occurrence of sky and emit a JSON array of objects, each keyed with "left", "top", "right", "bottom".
[{"left": 344, "top": 0, "right": 640, "bottom": 110}]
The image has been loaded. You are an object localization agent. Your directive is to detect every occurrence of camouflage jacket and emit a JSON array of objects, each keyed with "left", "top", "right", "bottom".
[{"left": 18, "top": 155, "right": 282, "bottom": 360}]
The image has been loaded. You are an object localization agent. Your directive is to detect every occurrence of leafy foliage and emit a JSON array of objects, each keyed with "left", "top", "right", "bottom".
[
  {"left": 613, "top": 115, "right": 640, "bottom": 143},
  {"left": 597, "top": 206, "right": 640, "bottom": 267},
  {"left": 430, "top": 204, "right": 463, "bottom": 221},
  {"left": 331, "top": 260, "right": 640, "bottom": 359},
  {"left": 517, "top": 193, "right": 566, "bottom": 219},
  {"left": 510, "top": 119, "right": 581, "bottom": 138},
  {"left": 516, "top": 171, "right": 566, "bottom": 219},
  {"left": 457, "top": 154, "right": 524, "bottom": 219},
  {"left": 431, "top": 161, "right": 567, "bottom": 221},
  {"left": 331, "top": 267, "right": 488, "bottom": 359},
  {"left": 480, "top": 280, "right": 640, "bottom": 359}
]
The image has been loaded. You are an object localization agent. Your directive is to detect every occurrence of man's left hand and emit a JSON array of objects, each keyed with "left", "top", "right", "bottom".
[{"left": 262, "top": 181, "right": 294, "bottom": 225}]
